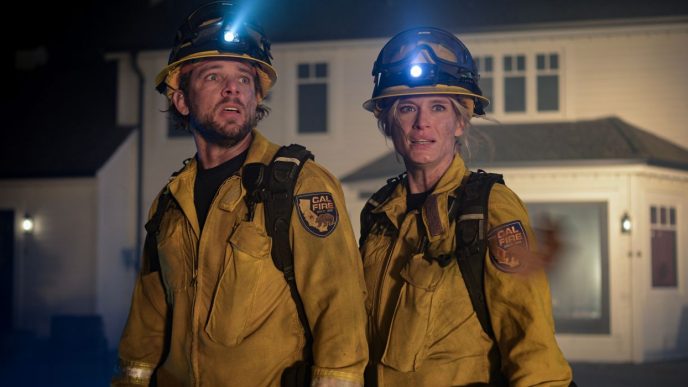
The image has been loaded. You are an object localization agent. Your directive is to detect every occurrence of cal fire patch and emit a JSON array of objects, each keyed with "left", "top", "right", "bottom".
[
  {"left": 487, "top": 221, "right": 529, "bottom": 272},
  {"left": 294, "top": 192, "right": 339, "bottom": 237}
]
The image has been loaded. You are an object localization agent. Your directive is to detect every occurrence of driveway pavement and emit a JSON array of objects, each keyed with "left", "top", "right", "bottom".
[
  {"left": 2, "top": 333, "right": 687, "bottom": 386},
  {"left": 571, "top": 359, "right": 688, "bottom": 386}
]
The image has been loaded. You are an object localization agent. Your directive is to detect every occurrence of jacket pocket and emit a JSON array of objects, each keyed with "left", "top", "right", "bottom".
[
  {"left": 381, "top": 253, "right": 444, "bottom": 372},
  {"left": 156, "top": 209, "right": 192, "bottom": 295},
  {"left": 205, "top": 221, "right": 272, "bottom": 346}
]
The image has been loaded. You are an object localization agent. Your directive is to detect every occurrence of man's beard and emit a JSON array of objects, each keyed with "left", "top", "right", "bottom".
[{"left": 189, "top": 98, "right": 257, "bottom": 148}]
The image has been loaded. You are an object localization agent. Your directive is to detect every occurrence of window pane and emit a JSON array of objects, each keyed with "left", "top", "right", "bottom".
[
  {"left": 527, "top": 202, "right": 610, "bottom": 334},
  {"left": 516, "top": 55, "right": 525, "bottom": 71},
  {"left": 652, "top": 230, "right": 677, "bottom": 287},
  {"left": 315, "top": 63, "right": 328, "bottom": 78},
  {"left": 651, "top": 206, "right": 657, "bottom": 224},
  {"left": 550, "top": 53, "right": 559, "bottom": 70},
  {"left": 298, "top": 83, "right": 327, "bottom": 133},
  {"left": 485, "top": 56, "right": 493, "bottom": 72},
  {"left": 670, "top": 207, "right": 676, "bottom": 225},
  {"left": 503, "top": 56, "right": 512, "bottom": 72},
  {"left": 504, "top": 76, "right": 525, "bottom": 112},
  {"left": 481, "top": 77, "right": 493, "bottom": 113},
  {"left": 475, "top": 57, "right": 481, "bottom": 71},
  {"left": 537, "top": 54, "right": 545, "bottom": 70},
  {"left": 660, "top": 207, "right": 667, "bottom": 225},
  {"left": 537, "top": 75, "right": 559, "bottom": 111},
  {"left": 297, "top": 63, "right": 310, "bottom": 79}
]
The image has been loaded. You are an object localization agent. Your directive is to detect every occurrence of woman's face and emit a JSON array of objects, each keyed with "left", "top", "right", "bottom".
[{"left": 390, "top": 95, "right": 465, "bottom": 172}]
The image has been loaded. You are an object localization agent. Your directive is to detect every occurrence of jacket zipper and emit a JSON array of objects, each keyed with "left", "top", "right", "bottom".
[{"left": 189, "top": 221, "right": 200, "bottom": 386}]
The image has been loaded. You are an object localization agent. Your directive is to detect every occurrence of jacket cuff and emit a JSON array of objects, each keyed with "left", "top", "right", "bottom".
[
  {"left": 111, "top": 358, "right": 155, "bottom": 386},
  {"left": 311, "top": 367, "right": 364, "bottom": 385}
]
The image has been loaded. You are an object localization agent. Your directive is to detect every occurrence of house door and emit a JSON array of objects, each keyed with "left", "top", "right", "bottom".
[{"left": 0, "top": 210, "right": 14, "bottom": 337}]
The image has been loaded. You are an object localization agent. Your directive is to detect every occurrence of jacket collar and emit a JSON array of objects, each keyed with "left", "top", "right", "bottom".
[
  {"left": 166, "top": 129, "right": 278, "bottom": 238},
  {"left": 371, "top": 154, "right": 469, "bottom": 240}
]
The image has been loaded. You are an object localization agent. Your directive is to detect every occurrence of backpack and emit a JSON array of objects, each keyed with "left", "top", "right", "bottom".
[
  {"left": 144, "top": 145, "right": 315, "bottom": 386},
  {"left": 359, "top": 170, "right": 504, "bottom": 339}
]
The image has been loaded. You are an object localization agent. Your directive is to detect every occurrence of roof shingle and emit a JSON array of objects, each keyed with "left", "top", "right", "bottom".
[{"left": 342, "top": 117, "right": 688, "bottom": 182}]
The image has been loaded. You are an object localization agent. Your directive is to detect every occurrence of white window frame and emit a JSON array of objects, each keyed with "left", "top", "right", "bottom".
[
  {"left": 535, "top": 52, "right": 561, "bottom": 112},
  {"left": 649, "top": 203, "right": 680, "bottom": 289},
  {"left": 296, "top": 61, "right": 329, "bottom": 135},
  {"left": 469, "top": 48, "right": 565, "bottom": 120}
]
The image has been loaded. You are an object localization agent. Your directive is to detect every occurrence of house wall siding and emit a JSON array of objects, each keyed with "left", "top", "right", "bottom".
[
  {"left": 96, "top": 131, "right": 138, "bottom": 348},
  {"left": 0, "top": 178, "right": 98, "bottom": 337}
]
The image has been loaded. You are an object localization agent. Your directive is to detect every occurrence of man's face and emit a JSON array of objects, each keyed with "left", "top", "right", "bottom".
[
  {"left": 391, "top": 95, "right": 464, "bottom": 171},
  {"left": 173, "top": 59, "right": 259, "bottom": 148}
]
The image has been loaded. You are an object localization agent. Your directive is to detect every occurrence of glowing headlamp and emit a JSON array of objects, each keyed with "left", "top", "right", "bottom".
[
  {"left": 404, "top": 63, "right": 437, "bottom": 85},
  {"left": 223, "top": 29, "right": 238, "bottom": 43}
]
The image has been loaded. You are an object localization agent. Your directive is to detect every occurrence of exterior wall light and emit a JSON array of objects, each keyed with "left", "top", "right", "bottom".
[
  {"left": 621, "top": 212, "right": 632, "bottom": 234},
  {"left": 22, "top": 213, "right": 34, "bottom": 233}
]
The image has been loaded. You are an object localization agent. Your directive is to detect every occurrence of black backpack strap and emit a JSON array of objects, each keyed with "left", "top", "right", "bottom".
[
  {"left": 141, "top": 160, "right": 189, "bottom": 274},
  {"left": 454, "top": 172, "right": 577, "bottom": 387},
  {"left": 142, "top": 187, "right": 173, "bottom": 274},
  {"left": 451, "top": 170, "right": 504, "bottom": 340},
  {"left": 359, "top": 173, "right": 405, "bottom": 247},
  {"left": 242, "top": 144, "right": 315, "bottom": 364}
]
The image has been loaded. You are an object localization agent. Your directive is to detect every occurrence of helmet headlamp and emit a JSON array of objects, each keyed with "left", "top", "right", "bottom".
[
  {"left": 168, "top": 14, "right": 272, "bottom": 69},
  {"left": 156, "top": 1, "right": 276, "bottom": 97},
  {"left": 364, "top": 27, "right": 489, "bottom": 116},
  {"left": 409, "top": 64, "right": 423, "bottom": 78},
  {"left": 223, "top": 29, "right": 238, "bottom": 43}
]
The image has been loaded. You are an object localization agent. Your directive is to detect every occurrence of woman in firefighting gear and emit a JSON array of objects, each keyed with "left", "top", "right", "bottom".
[
  {"left": 359, "top": 27, "right": 574, "bottom": 386},
  {"left": 113, "top": 2, "right": 367, "bottom": 386}
]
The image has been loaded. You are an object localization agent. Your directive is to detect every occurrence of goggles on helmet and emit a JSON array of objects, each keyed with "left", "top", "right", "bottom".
[
  {"left": 363, "top": 27, "right": 489, "bottom": 116},
  {"left": 155, "top": 1, "right": 276, "bottom": 98}
]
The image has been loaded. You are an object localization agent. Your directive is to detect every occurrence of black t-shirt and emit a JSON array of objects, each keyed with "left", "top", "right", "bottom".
[
  {"left": 194, "top": 151, "right": 248, "bottom": 231},
  {"left": 406, "top": 190, "right": 432, "bottom": 213}
]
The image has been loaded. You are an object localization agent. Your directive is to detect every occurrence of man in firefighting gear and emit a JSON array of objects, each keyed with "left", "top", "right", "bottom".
[
  {"left": 113, "top": 2, "right": 367, "bottom": 386},
  {"left": 359, "top": 27, "right": 574, "bottom": 386}
]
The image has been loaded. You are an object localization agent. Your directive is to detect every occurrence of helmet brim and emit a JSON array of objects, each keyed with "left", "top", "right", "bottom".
[
  {"left": 155, "top": 50, "right": 277, "bottom": 97},
  {"left": 362, "top": 84, "right": 490, "bottom": 115}
]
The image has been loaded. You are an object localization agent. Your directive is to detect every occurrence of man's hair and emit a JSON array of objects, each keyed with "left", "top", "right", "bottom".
[
  {"left": 168, "top": 64, "right": 271, "bottom": 132},
  {"left": 376, "top": 96, "right": 475, "bottom": 160}
]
